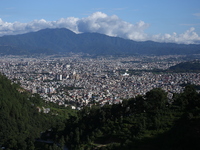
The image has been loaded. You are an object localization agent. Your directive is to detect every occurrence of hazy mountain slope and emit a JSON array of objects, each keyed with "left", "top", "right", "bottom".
[{"left": 0, "top": 28, "right": 200, "bottom": 55}]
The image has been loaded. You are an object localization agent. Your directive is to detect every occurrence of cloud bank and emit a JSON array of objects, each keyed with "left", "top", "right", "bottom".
[{"left": 0, "top": 12, "right": 200, "bottom": 44}]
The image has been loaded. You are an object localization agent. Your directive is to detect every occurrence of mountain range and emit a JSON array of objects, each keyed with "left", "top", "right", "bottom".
[{"left": 0, "top": 28, "right": 200, "bottom": 55}]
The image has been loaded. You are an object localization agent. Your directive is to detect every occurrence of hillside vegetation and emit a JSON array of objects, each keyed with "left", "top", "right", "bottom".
[
  {"left": 168, "top": 60, "right": 200, "bottom": 72},
  {"left": 0, "top": 73, "right": 75, "bottom": 150}
]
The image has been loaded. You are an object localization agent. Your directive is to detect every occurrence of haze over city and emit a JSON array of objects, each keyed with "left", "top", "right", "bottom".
[{"left": 0, "top": 0, "right": 200, "bottom": 44}]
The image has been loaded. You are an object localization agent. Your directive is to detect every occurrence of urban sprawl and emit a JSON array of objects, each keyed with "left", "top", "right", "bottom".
[{"left": 1, "top": 54, "right": 199, "bottom": 110}]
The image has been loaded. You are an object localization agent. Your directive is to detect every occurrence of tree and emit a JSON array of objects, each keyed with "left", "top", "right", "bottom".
[
  {"left": 174, "top": 85, "right": 200, "bottom": 110},
  {"left": 183, "top": 85, "right": 199, "bottom": 110},
  {"left": 145, "top": 88, "right": 168, "bottom": 112}
]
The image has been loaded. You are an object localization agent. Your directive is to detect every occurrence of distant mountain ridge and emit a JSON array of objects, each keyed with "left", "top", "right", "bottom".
[{"left": 0, "top": 28, "right": 200, "bottom": 55}]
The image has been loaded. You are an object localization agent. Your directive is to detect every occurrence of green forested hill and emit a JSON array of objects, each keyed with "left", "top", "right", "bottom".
[
  {"left": 0, "top": 74, "right": 74, "bottom": 150},
  {"left": 0, "top": 74, "right": 47, "bottom": 149},
  {"left": 169, "top": 60, "right": 200, "bottom": 72}
]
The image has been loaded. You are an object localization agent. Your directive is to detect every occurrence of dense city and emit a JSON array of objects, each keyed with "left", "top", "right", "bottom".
[{"left": 0, "top": 54, "right": 199, "bottom": 110}]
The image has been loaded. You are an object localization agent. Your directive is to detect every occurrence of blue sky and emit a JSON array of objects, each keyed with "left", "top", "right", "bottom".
[{"left": 0, "top": 0, "right": 200, "bottom": 44}]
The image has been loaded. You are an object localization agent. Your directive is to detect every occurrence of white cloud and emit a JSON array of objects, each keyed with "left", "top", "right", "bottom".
[
  {"left": 152, "top": 27, "right": 200, "bottom": 44},
  {"left": 77, "top": 12, "right": 149, "bottom": 41},
  {"left": 0, "top": 12, "right": 200, "bottom": 44},
  {"left": 0, "top": 17, "right": 79, "bottom": 36}
]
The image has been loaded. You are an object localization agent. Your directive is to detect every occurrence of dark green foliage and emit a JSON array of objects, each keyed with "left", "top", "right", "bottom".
[
  {"left": 174, "top": 85, "right": 200, "bottom": 110},
  {"left": 0, "top": 73, "right": 74, "bottom": 149},
  {"left": 0, "top": 74, "right": 38, "bottom": 149},
  {"left": 145, "top": 88, "right": 168, "bottom": 114},
  {"left": 169, "top": 60, "right": 200, "bottom": 72}
]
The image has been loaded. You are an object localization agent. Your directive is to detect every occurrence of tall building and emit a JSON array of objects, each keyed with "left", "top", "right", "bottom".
[{"left": 56, "top": 74, "right": 62, "bottom": 81}]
